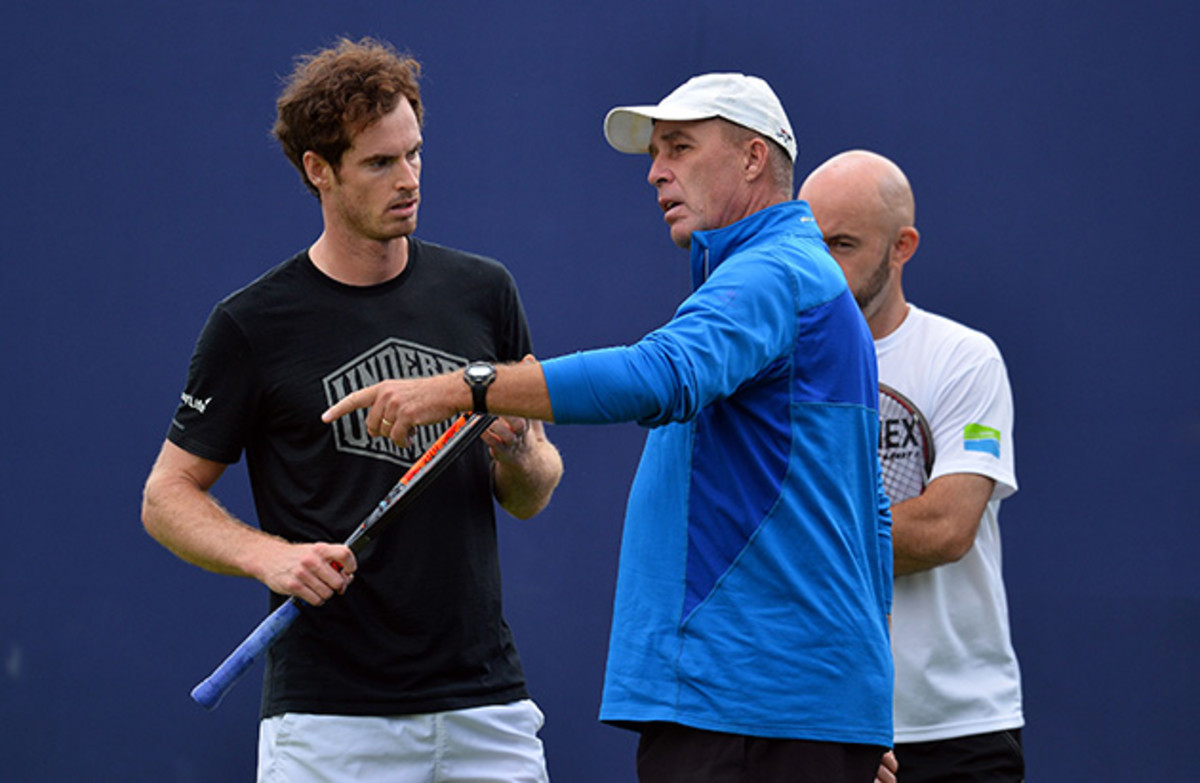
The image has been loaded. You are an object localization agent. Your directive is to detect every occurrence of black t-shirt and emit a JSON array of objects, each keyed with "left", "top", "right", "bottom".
[{"left": 168, "top": 238, "right": 533, "bottom": 717}]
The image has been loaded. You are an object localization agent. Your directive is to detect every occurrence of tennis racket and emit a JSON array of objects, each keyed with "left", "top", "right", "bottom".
[
  {"left": 190, "top": 411, "right": 496, "bottom": 710},
  {"left": 878, "top": 383, "right": 935, "bottom": 503}
]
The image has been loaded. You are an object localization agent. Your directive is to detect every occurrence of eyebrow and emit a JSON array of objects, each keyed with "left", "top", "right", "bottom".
[
  {"left": 358, "top": 141, "right": 422, "bottom": 164},
  {"left": 657, "top": 129, "right": 694, "bottom": 143},
  {"left": 649, "top": 128, "right": 697, "bottom": 156}
]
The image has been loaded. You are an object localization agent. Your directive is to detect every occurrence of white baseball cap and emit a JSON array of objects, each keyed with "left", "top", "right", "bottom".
[{"left": 604, "top": 72, "right": 797, "bottom": 162}]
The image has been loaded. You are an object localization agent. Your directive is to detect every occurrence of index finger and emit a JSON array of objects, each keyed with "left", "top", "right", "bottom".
[{"left": 322, "top": 386, "right": 378, "bottom": 423}]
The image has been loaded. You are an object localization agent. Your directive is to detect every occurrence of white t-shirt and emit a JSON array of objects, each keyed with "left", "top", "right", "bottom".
[{"left": 877, "top": 304, "right": 1023, "bottom": 744}]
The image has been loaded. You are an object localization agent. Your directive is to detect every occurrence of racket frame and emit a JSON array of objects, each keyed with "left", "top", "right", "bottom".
[
  {"left": 878, "top": 382, "right": 935, "bottom": 500},
  {"left": 190, "top": 411, "right": 496, "bottom": 710}
]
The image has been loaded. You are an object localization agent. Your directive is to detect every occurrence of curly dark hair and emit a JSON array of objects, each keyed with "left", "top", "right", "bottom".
[{"left": 273, "top": 37, "right": 422, "bottom": 197}]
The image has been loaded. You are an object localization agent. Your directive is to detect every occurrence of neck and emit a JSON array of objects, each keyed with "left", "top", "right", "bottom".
[
  {"left": 740, "top": 189, "right": 789, "bottom": 224},
  {"left": 866, "top": 297, "right": 909, "bottom": 340},
  {"left": 309, "top": 229, "right": 410, "bottom": 287}
]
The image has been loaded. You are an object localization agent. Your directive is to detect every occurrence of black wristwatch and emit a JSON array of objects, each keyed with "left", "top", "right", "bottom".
[{"left": 463, "top": 361, "right": 497, "bottom": 414}]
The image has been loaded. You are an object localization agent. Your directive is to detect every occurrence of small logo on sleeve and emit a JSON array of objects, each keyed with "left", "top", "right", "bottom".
[
  {"left": 180, "top": 392, "right": 212, "bottom": 414},
  {"left": 963, "top": 423, "right": 1001, "bottom": 458}
]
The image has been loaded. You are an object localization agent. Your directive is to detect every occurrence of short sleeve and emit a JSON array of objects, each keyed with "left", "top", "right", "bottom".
[
  {"left": 166, "top": 306, "right": 260, "bottom": 465},
  {"left": 928, "top": 351, "right": 1017, "bottom": 500}
]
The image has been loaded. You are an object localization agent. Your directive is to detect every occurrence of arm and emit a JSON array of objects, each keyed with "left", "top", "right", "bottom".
[
  {"left": 484, "top": 416, "right": 563, "bottom": 519},
  {"left": 319, "top": 360, "right": 560, "bottom": 518},
  {"left": 141, "top": 440, "right": 355, "bottom": 605},
  {"left": 890, "top": 472, "right": 994, "bottom": 576},
  {"left": 321, "top": 359, "right": 555, "bottom": 441},
  {"left": 480, "top": 357, "right": 563, "bottom": 519},
  {"left": 322, "top": 258, "right": 801, "bottom": 435}
]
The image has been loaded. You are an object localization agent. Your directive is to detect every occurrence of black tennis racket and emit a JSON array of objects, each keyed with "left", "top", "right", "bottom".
[
  {"left": 878, "top": 383, "right": 935, "bottom": 502},
  {"left": 190, "top": 411, "right": 496, "bottom": 710}
]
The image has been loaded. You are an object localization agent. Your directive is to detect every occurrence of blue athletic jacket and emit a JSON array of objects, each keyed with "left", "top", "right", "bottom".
[{"left": 542, "top": 200, "right": 893, "bottom": 745}]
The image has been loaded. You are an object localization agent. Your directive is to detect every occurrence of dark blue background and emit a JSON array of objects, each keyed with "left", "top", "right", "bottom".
[{"left": 3, "top": 2, "right": 1196, "bottom": 780}]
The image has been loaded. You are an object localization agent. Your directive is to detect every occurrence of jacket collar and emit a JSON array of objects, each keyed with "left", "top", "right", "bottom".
[{"left": 688, "top": 200, "right": 820, "bottom": 289}]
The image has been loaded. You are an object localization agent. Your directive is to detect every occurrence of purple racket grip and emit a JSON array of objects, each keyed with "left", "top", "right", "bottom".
[{"left": 190, "top": 598, "right": 301, "bottom": 710}]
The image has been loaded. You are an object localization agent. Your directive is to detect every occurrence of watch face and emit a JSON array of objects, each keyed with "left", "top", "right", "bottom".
[{"left": 466, "top": 363, "right": 495, "bottom": 385}]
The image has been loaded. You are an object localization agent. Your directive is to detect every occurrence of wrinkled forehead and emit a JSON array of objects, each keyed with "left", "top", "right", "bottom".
[{"left": 648, "top": 116, "right": 725, "bottom": 146}]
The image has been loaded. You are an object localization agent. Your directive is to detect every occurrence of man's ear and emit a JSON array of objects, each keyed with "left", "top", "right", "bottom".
[
  {"left": 302, "top": 150, "right": 333, "bottom": 192},
  {"left": 892, "top": 226, "right": 920, "bottom": 267},
  {"left": 744, "top": 136, "right": 770, "bottom": 181}
]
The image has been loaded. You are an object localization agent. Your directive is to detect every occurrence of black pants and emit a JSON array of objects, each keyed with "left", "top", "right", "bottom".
[
  {"left": 892, "top": 729, "right": 1024, "bottom": 783},
  {"left": 636, "top": 722, "right": 886, "bottom": 783}
]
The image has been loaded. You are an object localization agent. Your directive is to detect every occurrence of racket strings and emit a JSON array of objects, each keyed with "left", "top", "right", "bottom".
[{"left": 878, "top": 392, "right": 931, "bottom": 503}]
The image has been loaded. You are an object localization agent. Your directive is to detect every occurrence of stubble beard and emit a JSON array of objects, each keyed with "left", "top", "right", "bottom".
[{"left": 855, "top": 247, "right": 892, "bottom": 318}]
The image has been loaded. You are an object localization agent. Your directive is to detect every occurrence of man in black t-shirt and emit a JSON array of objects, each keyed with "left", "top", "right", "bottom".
[{"left": 142, "top": 37, "right": 562, "bottom": 782}]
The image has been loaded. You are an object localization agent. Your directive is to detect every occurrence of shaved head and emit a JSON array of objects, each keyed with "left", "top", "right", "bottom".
[
  {"left": 800, "top": 149, "right": 914, "bottom": 235},
  {"left": 798, "top": 150, "right": 919, "bottom": 337}
]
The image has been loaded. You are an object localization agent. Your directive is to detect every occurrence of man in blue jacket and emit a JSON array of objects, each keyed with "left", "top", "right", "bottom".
[{"left": 325, "top": 73, "right": 893, "bottom": 783}]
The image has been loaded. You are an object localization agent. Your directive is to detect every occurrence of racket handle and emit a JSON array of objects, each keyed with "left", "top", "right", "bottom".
[{"left": 190, "top": 598, "right": 301, "bottom": 710}]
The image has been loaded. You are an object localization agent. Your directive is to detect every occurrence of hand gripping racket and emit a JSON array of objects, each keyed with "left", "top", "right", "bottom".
[
  {"left": 190, "top": 412, "right": 496, "bottom": 710},
  {"left": 878, "top": 383, "right": 935, "bottom": 503}
]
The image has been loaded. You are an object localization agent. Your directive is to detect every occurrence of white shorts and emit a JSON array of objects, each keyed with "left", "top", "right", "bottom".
[{"left": 257, "top": 699, "right": 549, "bottom": 783}]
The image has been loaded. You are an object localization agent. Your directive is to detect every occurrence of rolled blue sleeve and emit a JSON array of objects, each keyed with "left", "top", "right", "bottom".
[
  {"left": 542, "top": 346, "right": 673, "bottom": 425},
  {"left": 542, "top": 254, "right": 797, "bottom": 427}
]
